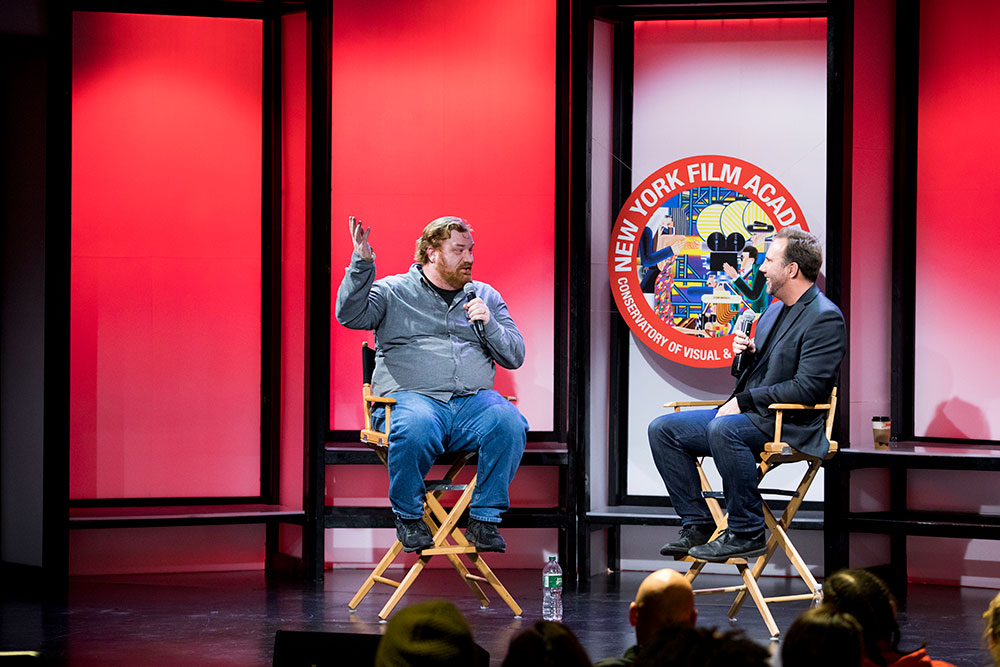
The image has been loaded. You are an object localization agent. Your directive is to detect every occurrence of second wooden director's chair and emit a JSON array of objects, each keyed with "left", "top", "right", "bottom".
[
  {"left": 347, "top": 343, "right": 523, "bottom": 620},
  {"left": 664, "top": 387, "right": 838, "bottom": 639}
]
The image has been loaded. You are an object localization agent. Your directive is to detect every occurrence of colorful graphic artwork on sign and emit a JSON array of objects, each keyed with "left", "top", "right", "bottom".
[{"left": 608, "top": 155, "right": 810, "bottom": 367}]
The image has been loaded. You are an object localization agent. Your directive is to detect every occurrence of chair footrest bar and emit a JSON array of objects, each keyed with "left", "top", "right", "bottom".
[
  {"left": 759, "top": 488, "right": 800, "bottom": 498},
  {"left": 677, "top": 555, "right": 750, "bottom": 564},
  {"left": 373, "top": 576, "right": 401, "bottom": 588},
  {"left": 425, "top": 483, "right": 467, "bottom": 491},
  {"left": 763, "top": 593, "right": 815, "bottom": 603},
  {"left": 420, "top": 546, "right": 478, "bottom": 555},
  {"left": 693, "top": 585, "right": 748, "bottom": 595},
  {"left": 465, "top": 573, "right": 488, "bottom": 583}
]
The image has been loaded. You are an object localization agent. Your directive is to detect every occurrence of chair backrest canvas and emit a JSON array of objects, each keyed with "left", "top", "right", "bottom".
[{"left": 362, "top": 342, "right": 376, "bottom": 385}]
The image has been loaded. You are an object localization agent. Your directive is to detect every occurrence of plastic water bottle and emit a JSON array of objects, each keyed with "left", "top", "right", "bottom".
[{"left": 542, "top": 556, "right": 563, "bottom": 621}]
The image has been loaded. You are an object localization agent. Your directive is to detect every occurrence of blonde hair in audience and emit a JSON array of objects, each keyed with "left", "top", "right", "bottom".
[{"left": 985, "top": 591, "right": 1000, "bottom": 665}]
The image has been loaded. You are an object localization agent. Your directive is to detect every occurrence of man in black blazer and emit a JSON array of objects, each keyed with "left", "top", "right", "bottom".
[{"left": 648, "top": 228, "right": 845, "bottom": 562}]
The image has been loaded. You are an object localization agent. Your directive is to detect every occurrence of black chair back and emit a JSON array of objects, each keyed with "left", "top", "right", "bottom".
[{"left": 362, "top": 342, "right": 376, "bottom": 385}]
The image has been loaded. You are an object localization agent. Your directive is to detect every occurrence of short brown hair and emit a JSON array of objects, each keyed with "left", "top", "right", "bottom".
[
  {"left": 414, "top": 216, "right": 472, "bottom": 264},
  {"left": 782, "top": 604, "right": 864, "bottom": 667},
  {"left": 775, "top": 227, "right": 823, "bottom": 282}
]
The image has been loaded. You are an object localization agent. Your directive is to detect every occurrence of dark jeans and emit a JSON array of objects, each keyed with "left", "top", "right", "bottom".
[{"left": 648, "top": 408, "right": 769, "bottom": 533}]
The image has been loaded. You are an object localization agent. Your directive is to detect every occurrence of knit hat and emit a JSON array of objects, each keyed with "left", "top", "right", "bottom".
[{"left": 374, "top": 600, "right": 481, "bottom": 667}]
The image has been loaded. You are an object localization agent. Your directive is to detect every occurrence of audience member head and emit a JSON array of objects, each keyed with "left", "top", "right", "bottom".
[
  {"left": 501, "top": 620, "right": 592, "bottom": 667},
  {"left": 634, "top": 626, "right": 770, "bottom": 667},
  {"left": 821, "top": 569, "right": 901, "bottom": 667},
  {"left": 782, "top": 603, "right": 864, "bottom": 667},
  {"left": 984, "top": 591, "right": 1000, "bottom": 666},
  {"left": 375, "top": 599, "right": 478, "bottom": 667},
  {"left": 629, "top": 568, "right": 697, "bottom": 647}
]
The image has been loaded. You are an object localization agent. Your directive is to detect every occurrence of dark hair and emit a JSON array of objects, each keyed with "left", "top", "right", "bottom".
[
  {"left": 745, "top": 246, "right": 758, "bottom": 261},
  {"left": 501, "top": 620, "right": 592, "bottom": 667},
  {"left": 775, "top": 227, "right": 822, "bottom": 282},
  {"left": 821, "top": 569, "right": 901, "bottom": 667},
  {"left": 635, "top": 626, "right": 770, "bottom": 667},
  {"left": 782, "top": 604, "right": 864, "bottom": 667},
  {"left": 414, "top": 216, "right": 472, "bottom": 264}
]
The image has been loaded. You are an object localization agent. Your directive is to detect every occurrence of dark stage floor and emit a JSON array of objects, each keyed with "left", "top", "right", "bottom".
[{"left": 1, "top": 568, "right": 994, "bottom": 666}]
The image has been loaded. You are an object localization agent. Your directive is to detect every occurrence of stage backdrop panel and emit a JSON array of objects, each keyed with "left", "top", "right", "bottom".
[
  {"left": 280, "top": 11, "right": 307, "bottom": 510},
  {"left": 327, "top": 0, "right": 556, "bottom": 433},
  {"left": 70, "top": 12, "right": 263, "bottom": 498},
  {"left": 914, "top": 0, "right": 1000, "bottom": 440},
  {"left": 623, "top": 17, "right": 828, "bottom": 498}
]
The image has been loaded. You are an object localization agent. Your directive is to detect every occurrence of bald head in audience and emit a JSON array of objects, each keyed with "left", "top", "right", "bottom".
[{"left": 629, "top": 569, "right": 697, "bottom": 645}]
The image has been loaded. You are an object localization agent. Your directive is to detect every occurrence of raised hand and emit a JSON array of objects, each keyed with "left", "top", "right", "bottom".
[{"left": 348, "top": 216, "right": 374, "bottom": 261}]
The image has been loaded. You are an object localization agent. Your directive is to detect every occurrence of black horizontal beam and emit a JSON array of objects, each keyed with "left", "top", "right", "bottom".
[
  {"left": 70, "top": 1, "right": 305, "bottom": 19},
  {"left": 585, "top": 507, "right": 825, "bottom": 530},
  {"left": 841, "top": 512, "right": 1000, "bottom": 540},
  {"left": 325, "top": 445, "right": 570, "bottom": 467},
  {"left": 324, "top": 506, "right": 568, "bottom": 530},
  {"left": 69, "top": 506, "right": 305, "bottom": 529}
]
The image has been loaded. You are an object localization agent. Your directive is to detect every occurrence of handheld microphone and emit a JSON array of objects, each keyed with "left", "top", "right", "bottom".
[
  {"left": 732, "top": 309, "right": 756, "bottom": 374},
  {"left": 462, "top": 283, "right": 486, "bottom": 338}
]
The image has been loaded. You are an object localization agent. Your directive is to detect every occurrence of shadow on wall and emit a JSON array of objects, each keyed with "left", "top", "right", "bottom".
[{"left": 926, "top": 398, "right": 991, "bottom": 440}]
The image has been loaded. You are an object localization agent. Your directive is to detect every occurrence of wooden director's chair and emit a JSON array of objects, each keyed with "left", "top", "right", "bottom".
[
  {"left": 664, "top": 387, "right": 838, "bottom": 640},
  {"left": 347, "top": 343, "right": 523, "bottom": 620}
]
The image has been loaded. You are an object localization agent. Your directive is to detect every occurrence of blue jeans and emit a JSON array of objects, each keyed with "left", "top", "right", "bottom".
[
  {"left": 648, "top": 408, "right": 769, "bottom": 533},
  {"left": 372, "top": 390, "right": 528, "bottom": 523}
]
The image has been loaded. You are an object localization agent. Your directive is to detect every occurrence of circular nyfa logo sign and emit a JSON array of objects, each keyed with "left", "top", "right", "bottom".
[{"left": 608, "top": 155, "right": 809, "bottom": 368}]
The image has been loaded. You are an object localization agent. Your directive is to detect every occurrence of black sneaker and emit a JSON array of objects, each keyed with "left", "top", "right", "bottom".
[
  {"left": 659, "top": 524, "right": 715, "bottom": 557},
  {"left": 465, "top": 518, "right": 506, "bottom": 553},
  {"left": 394, "top": 516, "right": 435, "bottom": 553},
  {"left": 687, "top": 528, "right": 767, "bottom": 562}
]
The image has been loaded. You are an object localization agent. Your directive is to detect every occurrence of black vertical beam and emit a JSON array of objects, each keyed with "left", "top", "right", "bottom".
[
  {"left": 602, "top": 13, "right": 634, "bottom": 575},
  {"left": 888, "top": 466, "right": 908, "bottom": 601},
  {"left": 824, "top": 456, "right": 851, "bottom": 574},
  {"left": 569, "top": 0, "right": 595, "bottom": 582},
  {"left": 262, "top": 10, "right": 283, "bottom": 506},
  {"left": 263, "top": 8, "right": 285, "bottom": 570},
  {"left": 606, "top": 15, "right": 633, "bottom": 511},
  {"left": 823, "top": 0, "right": 853, "bottom": 575},
  {"left": 607, "top": 525, "right": 621, "bottom": 573},
  {"left": 890, "top": 0, "right": 919, "bottom": 442},
  {"left": 44, "top": 3, "right": 74, "bottom": 594},
  {"left": 825, "top": 0, "right": 852, "bottom": 432},
  {"left": 553, "top": 4, "right": 572, "bottom": 450},
  {"left": 303, "top": 0, "right": 332, "bottom": 581},
  {"left": 554, "top": 0, "right": 577, "bottom": 580}
]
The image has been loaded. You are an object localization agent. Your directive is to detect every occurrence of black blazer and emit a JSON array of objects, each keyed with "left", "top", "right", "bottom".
[{"left": 730, "top": 284, "right": 846, "bottom": 458}]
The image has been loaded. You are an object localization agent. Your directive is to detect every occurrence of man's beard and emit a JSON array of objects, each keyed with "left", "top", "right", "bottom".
[
  {"left": 440, "top": 263, "right": 473, "bottom": 288},
  {"left": 765, "top": 273, "right": 784, "bottom": 296}
]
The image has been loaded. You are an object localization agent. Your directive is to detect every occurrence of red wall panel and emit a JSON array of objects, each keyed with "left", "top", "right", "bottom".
[
  {"left": 71, "top": 13, "right": 264, "bottom": 498},
  {"left": 915, "top": 0, "right": 1000, "bottom": 439},
  {"left": 280, "top": 12, "right": 307, "bottom": 509},
  {"left": 328, "top": 0, "right": 557, "bottom": 432}
]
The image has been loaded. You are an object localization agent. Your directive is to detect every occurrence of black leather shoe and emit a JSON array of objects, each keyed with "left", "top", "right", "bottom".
[
  {"left": 394, "top": 516, "right": 435, "bottom": 552},
  {"left": 465, "top": 518, "right": 506, "bottom": 552},
  {"left": 687, "top": 529, "right": 766, "bottom": 562},
  {"left": 660, "top": 525, "right": 715, "bottom": 557}
]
